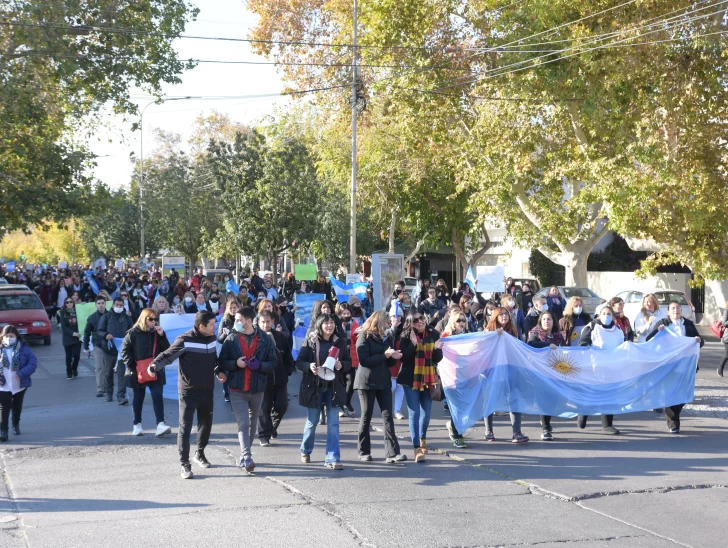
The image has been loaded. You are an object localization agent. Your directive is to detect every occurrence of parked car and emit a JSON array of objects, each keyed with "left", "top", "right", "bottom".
[
  {"left": 535, "top": 286, "right": 605, "bottom": 315},
  {"left": 510, "top": 277, "right": 541, "bottom": 293},
  {"left": 0, "top": 288, "right": 51, "bottom": 345},
  {"left": 613, "top": 289, "right": 695, "bottom": 324},
  {"left": 0, "top": 278, "right": 7, "bottom": 284}
]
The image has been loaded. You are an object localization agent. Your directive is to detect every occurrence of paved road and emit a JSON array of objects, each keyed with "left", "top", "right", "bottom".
[{"left": 0, "top": 329, "right": 726, "bottom": 548}]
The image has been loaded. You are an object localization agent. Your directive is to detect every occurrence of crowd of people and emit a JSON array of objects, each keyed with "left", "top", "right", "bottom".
[{"left": 0, "top": 264, "right": 721, "bottom": 479}]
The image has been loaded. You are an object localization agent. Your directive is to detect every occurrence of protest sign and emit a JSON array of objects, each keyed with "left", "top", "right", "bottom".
[{"left": 294, "top": 264, "right": 317, "bottom": 281}]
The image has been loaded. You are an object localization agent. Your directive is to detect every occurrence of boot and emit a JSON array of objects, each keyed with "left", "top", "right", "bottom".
[
  {"left": 419, "top": 438, "right": 428, "bottom": 454},
  {"left": 414, "top": 447, "right": 425, "bottom": 463},
  {"left": 12, "top": 424, "right": 20, "bottom": 436},
  {"left": 0, "top": 429, "right": 8, "bottom": 442}
]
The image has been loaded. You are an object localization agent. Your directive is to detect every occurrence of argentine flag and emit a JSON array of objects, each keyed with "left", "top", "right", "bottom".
[
  {"left": 464, "top": 266, "right": 477, "bottom": 291},
  {"left": 329, "top": 274, "right": 368, "bottom": 303},
  {"left": 439, "top": 329, "right": 699, "bottom": 434}
]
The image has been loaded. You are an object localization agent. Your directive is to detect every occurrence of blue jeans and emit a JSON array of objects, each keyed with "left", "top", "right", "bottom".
[
  {"left": 403, "top": 386, "right": 432, "bottom": 448},
  {"left": 301, "top": 388, "right": 340, "bottom": 464}
]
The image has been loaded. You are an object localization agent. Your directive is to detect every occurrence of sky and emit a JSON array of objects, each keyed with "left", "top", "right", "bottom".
[{"left": 90, "top": 0, "right": 289, "bottom": 189}]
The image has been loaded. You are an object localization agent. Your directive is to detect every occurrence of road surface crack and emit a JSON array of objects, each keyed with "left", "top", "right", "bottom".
[{"left": 0, "top": 453, "right": 30, "bottom": 547}]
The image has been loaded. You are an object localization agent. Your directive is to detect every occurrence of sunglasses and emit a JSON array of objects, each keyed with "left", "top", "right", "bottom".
[
  {"left": 146, "top": 318, "right": 158, "bottom": 323},
  {"left": 65, "top": 300, "right": 73, "bottom": 304},
  {"left": 412, "top": 316, "right": 424, "bottom": 323},
  {"left": 456, "top": 319, "right": 467, "bottom": 323}
]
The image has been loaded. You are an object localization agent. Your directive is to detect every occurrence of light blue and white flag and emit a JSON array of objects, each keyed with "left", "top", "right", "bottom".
[
  {"left": 292, "top": 293, "right": 325, "bottom": 359},
  {"left": 5, "top": 262, "right": 15, "bottom": 273},
  {"left": 226, "top": 280, "right": 240, "bottom": 295},
  {"left": 439, "top": 330, "right": 700, "bottom": 434},
  {"left": 410, "top": 280, "right": 421, "bottom": 303},
  {"left": 464, "top": 266, "right": 476, "bottom": 291},
  {"left": 329, "top": 274, "right": 368, "bottom": 303}
]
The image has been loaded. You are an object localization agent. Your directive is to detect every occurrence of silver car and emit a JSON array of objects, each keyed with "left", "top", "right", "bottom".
[
  {"left": 535, "top": 286, "right": 605, "bottom": 315},
  {"left": 613, "top": 289, "right": 695, "bottom": 325}
]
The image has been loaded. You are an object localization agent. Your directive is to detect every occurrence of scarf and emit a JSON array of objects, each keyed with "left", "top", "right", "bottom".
[
  {"left": 412, "top": 330, "right": 437, "bottom": 391},
  {"left": 238, "top": 333, "right": 259, "bottom": 392},
  {"left": 1, "top": 344, "right": 20, "bottom": 372}
]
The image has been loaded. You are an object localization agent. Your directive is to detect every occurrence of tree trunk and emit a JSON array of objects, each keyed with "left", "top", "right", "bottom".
[
  {"left": 269, "top": 250, "right": 278, "bottom": 285},
  {"left": 538, "top": 248, "right": 589, "bottom": 287},
  {"left": 388, "top": 208, "right": 396, "bottom": 254}
]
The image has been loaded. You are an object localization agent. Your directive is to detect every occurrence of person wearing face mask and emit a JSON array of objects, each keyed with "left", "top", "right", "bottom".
[
  {"left": 254, "top": 299, "right": 291, "bottom": 340},
  {"left": 559, "top": 296, "right": 593, "bottom": 346},
  {"left": 576, "top": 305, "right": 628, "bottom": 434},
  {"left": 83, "top": 297, "right": 111, "bottom": 397},
  {"left": 208, "top": 294, "right": 221, "bottom": 316},
  {"left": 419, "top": 287, "right": 446, "bottom": 328},
  {"left": 276, "top": 296, "right": 295, "bottom": 337},
  {"left": 217, "top": 298, "right": 241, "bottom": 403},
  {"left": 263, "top": 278, "right": 278, "bottom": 300},
  {"left": 610, "top": 297, "right": 635, "bottom": 342},
  {"left": 397, "top": 292, "right": 413, "bottom": 315},
  {"left": 527, "top": 311, "right": 567, "bottom": 440},
  {"left": 118, "top": 290, "right": 136, "bottom": 320},
  {"left": 218, "top": 307, "right": 277, "bottom": 471},
  {"left": 0, "top": 327, "right": 37, "bottom": 441},
  {"left": 435, "top": 279, "right": 449, "bottom": 308},
  {"left": 500, "top": 294, "right": 525, "bottom": 340},
  {"left": 524, "top": 295, "right": 548, "bottom": 334},
  {"left": 519, "top": 284, "right": 534, "bottom": 311},
  {"left": 97, "top": 297, "right": 134, "bottom": 404},
  {"left": 647, "top": 301, "right": 703, "bottom": 433},
  {"left": 297, "top": 280, "right": 310, "bottom": 294},
  {"left": 256, "top": 310, "right": 295, "bottom": 446},
  {"left": 131, "top": 281, "right": 148, "bottom": 312},
  {"left": 546, "top": 286, "right": 564, "bottom": 321},
  {"left": 335, "top": 303, "right": 360, "bottom": 418},
  {"left": 60, "top": 297, "right": 82, "bottom": 379},
  {"left": 192, "top": 293, "right": 212, "bottom": 314}
]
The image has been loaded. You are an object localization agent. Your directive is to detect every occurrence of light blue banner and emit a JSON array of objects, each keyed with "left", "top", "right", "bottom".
[{"left": 439, "top": 330, "right": 700, "bottom": 433}]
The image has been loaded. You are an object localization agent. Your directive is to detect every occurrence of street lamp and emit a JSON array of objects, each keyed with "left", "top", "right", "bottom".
[{"left": 138, "top": 96, "right": 201, "bottom": 259}]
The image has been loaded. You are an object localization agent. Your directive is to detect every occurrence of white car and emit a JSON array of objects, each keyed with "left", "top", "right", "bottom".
[
  {"left": 534, "top": 286, "right": 605, "bottom": 315},
  {"left": 613, "top": 289, "right": 695, "bottom": 325}
]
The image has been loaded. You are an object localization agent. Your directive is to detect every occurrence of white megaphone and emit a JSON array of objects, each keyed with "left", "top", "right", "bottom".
[{"left": 317, "top": 346, "right": 340, "bottom": 381}]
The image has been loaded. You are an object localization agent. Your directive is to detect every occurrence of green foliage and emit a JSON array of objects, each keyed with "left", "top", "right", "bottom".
[
  {"left": 0, "top": 0, "right": 198, "bottom": 234},
  {"left": 207, "top": 127, "right": 321, "bottom": 282},
  {"left": 529, "top": 249, "right": 565, "bottom": 288}
]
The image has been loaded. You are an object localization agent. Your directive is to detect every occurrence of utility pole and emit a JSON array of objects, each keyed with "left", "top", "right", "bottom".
[
  {"left": 349, "top": 0, "right": 359, "bottom": 275},
  {"left": 138, "top": 96, "right": 199, "bottom": 260}
]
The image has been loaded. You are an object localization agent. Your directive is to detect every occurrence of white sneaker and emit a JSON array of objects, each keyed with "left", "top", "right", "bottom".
[
  {"left": 132, "top": 424, "right": 143, "bottom": 436},
  {"left": 156, "top": 422, "right": 172, "bottom": 437},
  {"left": 394, "top": 412, "right": 405, "bottom": 420}
]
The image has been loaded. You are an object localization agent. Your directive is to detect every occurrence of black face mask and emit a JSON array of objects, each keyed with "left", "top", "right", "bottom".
[
  {"left": 279, "top": 306, "right": 288, "bottom": 314},
  {"left": 210, "top": 297, "right": 219, "bottom": 303}
]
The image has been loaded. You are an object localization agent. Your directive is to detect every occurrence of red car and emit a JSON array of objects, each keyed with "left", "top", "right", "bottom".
[{"left": 0, "top": 287, "right": 52, "bottom": 345}]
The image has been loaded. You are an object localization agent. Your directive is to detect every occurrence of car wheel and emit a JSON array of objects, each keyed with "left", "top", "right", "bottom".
[{"left": 43, "top": 336, "right": 51, "bottom": 346}]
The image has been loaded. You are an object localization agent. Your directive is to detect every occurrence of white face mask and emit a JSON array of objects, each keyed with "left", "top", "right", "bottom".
[
  {"left": 210, "top": 302, "right": 219, "bottom": 313},
  {"left": 573, "top": 306, "right": 583, "bottom": 315},
  {"left": 234, "top": 322, "right": 244, "bottom": 332},
  {"left": 185, "top": 297, "right": 193, "bottom": 304},
  {"left": 601, "top": 314, "right": 613, "bottom": 326},
  {"left": 3, "top": 337, "right": 17, "bottom": 347},
  {"left": 508, "top": 299, "right": 515, "bottom": 308},
  {"left": 113, "top": 306, "right": 124, "bottom": 314},
  {"left": 540, "top": 304, "right": 549, "bottom": 312}
]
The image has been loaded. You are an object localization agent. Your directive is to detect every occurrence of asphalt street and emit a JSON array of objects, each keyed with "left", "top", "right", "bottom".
[{"left": 0, "top": 327, "right": 726, "bottom": 548}]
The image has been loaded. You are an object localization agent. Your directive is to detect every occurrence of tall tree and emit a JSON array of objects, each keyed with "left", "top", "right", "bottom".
[
  {"left": 0, "top": 0, "right": 198, "bottom": 234},
  {"left": 207, "top": 127, "right": 321, "bottom": 283}
]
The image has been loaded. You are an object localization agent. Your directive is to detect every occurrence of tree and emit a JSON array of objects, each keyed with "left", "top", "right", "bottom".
[
  {"left": 140, "top": 131, "right": 221, "bottom": 269},
  {"left": 0, "top": 0, "right": 199, "bottom": 235},
  {"left": 207, "top": 127, "right": 322, "bottom": 284},
  {"left": 247, "top": 0, "right": 728, "bottom": 284}
]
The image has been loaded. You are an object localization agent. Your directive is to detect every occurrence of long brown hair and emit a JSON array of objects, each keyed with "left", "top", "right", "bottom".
[
  {"left": 485, "top": 306, "right": 518, "bottom": 337},
  {"left": 360, "top": 311, "right": 387, "bottom": 337}
]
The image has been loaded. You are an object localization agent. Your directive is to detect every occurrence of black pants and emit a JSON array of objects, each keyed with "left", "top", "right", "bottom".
[
  {"left": 718, "top": 343, "right": 728, "bottom": 375},
  {"left": 343, "top": 369, "right": 356, "bottom": 409},
  {"left": 579, "top": 414, "right": 613, "bottom": 427},
  {"left": 0, "top": 389, "right": 26, "bottom": 430},
  {"left": 540, "top": 415, "right": 552, "bottom": 431},
  {"left": 178, "top": 390, "right": 214, "bottom": 465},
  {"left": 222, "top": 380, "right": 230, "bottom": 400},
  {"left": 357, "top": 388, "right": 400, "bottom": 458},
  {"left": 258, "top": 383, "right": 289, "bottom": 441},
  {"left": 132, "top": 383, "right": 165, "bottom": 425},
  {"left": 665, "top": 404, "right": 685, "bottom": 430},
  {"left": 64, "top": 342, "right": 81, "bottom": 377}
]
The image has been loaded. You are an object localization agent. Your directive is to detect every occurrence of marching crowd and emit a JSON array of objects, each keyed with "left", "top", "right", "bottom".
[{"left": 0, "top": 264, "right": 724, "bottom": 479}]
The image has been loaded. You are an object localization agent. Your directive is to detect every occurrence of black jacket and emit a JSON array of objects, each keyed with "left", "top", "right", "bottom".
[
  {"left": 354, "top": 332, "right": 393, "bottom": 391},
  {"left": 267, "top": 329, "right": 294, "bottom": 386},
  {"left": 121, "top": 327, "right": 171, "bottom": 387},
  {"left": 295, "top": 333, "right": 350, "bottom": 408},
  {"left": 523, "top": 308, "right": 541, "bottom": 335},
  {"left": 82, "top": 310, "right": 107, "bottom": 350},
  {"left": 396, "top": 329, "right": 443, "bottom": 388},
  {"left": 97, "top": 310, "right": 134, "bottom": 355},
  {"left": 152, "top": 327, "right": 218, "bottom": 392},
  {"left": 218, "top": 328, "right": 277, "bottom": 393},
  {"left": 647, "top": 318, "right": 704, "bottom": 347},
  {"left": 60, "top": 308, "right": 81, "bottom": 347}
]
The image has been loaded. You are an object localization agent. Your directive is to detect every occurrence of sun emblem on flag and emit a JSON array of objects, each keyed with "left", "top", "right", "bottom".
[
  {"left": 548, "top": 353, "right": 581, "bottom": 378},
  {"left": 570, "top": 330, "right": 579, "bottom": 341}
]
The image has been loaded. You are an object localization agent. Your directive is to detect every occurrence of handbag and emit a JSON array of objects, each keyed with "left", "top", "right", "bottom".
[
  {"left": 136, "top": 334, "right": 158, "bottom": 384},
  {"left": 429, "top": 377, "right": 444, "bottom": 402}
]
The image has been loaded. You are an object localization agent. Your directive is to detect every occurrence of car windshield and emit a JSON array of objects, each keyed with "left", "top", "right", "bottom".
[
  {"left": 0, "top": 294, "right": 43, "bottom": 310},
  {"left": 655, "top": 292, "right": 688, "bottom": 306},
  {"left": 563, "top": 287, "right": 599, "bottom": 298}
]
